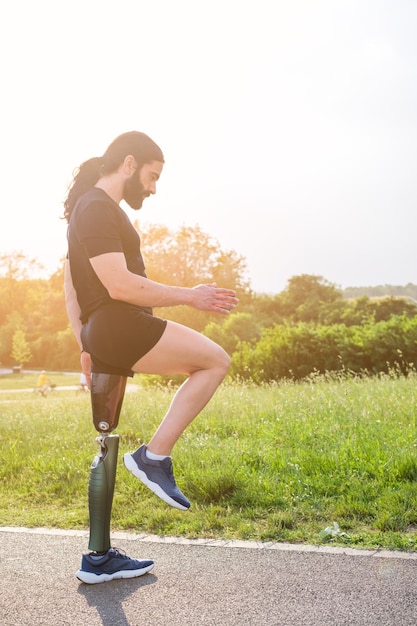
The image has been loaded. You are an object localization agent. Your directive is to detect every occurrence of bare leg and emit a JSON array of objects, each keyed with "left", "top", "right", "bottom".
[{"left": 131, "top": 321, "right": 230, "bottom": 456}]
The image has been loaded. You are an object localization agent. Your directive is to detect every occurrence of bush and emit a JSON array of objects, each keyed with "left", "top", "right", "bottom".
[{"left": 231, "top": 315, "right": 417, "bottom": 382}]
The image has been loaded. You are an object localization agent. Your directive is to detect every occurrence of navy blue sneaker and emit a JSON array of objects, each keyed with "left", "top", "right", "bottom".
[
  {"left": 123, "top": 444, "right": 191, "bottom": 511},
  {"left": 76, "top": 548, "right": 154, "bottom": 584}
]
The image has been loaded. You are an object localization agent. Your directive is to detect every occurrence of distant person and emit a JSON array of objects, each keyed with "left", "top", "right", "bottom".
[
  {"left": 37, "top": 370, "right": 51, "bottom": 397},
  {"left": 79, "top": 372, "right": 88, "bottom": 391},
  {"left": 64, "top": 130, "right": 238, "bottom": 584}
]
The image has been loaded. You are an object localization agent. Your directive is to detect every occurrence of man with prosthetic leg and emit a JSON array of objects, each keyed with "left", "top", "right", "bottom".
[
  {"left": 75, "top": 372, "right": 154, "bottom": 584},
  {"left": 64, "top": 131, "right": 238, "bottom": 584}
]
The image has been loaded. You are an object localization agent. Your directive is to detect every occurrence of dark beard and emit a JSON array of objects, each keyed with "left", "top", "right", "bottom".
[{"left": 123, "top": 170, "right": 148, "bottom": 210}]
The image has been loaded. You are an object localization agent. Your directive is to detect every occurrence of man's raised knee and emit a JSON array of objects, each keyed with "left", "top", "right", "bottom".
[{"left": 216, "top": 347, "right": 231, "bottom": 376}]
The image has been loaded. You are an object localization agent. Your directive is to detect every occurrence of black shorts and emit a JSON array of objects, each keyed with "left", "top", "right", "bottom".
[{"left": 80, "top": 301, "right": 167, "bottom": 377}]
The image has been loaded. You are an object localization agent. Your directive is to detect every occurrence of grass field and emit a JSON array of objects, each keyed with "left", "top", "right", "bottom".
[{"left": 1, "top": 371, "right": 417, "bottom": 551}]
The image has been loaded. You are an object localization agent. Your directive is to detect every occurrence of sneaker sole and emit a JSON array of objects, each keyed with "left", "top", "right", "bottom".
[
  {"left": 76, "top": 562, "right": 154, "bottom": 584},
  {"left": 123, "top": 453, "right": 189, "bottom": 511}
]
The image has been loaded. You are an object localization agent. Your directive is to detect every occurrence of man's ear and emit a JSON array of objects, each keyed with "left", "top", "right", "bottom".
[{"left": 123, "top": 154, "right": 137, "bottom": 175}]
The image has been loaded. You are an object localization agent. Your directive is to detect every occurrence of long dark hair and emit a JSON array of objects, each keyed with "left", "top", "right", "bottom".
[{"left": 63, "top": 131, "right": 164, "bottom": 222}]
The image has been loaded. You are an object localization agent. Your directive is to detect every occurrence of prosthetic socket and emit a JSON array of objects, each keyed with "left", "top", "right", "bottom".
[{"left": 88, "top": 373, "right": 127, "bottom": 553}]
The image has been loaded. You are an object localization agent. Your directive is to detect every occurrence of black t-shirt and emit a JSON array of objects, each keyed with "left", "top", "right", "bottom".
[{"left": 67, "top": 187, "right": 151, "bottom": 323}]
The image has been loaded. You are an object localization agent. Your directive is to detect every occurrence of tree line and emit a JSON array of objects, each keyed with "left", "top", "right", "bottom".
[{"left": 1, "top": 226, "right": 416, "bottom": 382}]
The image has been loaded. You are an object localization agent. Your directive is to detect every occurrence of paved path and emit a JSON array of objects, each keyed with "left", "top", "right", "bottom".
[
  {"left": 0, "top": 383, "right": 138, "bottom": 394},
  {"left": 1, "top": 527, "right": 416, "bottom": 625}
]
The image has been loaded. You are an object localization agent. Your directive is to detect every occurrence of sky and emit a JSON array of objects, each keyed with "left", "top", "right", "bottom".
[{"left": 0, "top": 0, "right": 416, "bottom": 294}]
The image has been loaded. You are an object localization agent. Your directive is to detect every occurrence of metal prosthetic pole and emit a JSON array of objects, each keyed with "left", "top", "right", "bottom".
[{"left": 88, "top": 373, "right": 127, "bottom": 553}]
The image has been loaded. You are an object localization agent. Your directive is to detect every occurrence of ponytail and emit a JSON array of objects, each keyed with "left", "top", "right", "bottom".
[{"left": 63, "top": 157, "right": 103, "bottom": 222}]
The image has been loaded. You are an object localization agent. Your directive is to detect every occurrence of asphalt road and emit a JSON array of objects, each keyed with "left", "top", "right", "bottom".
[{"left": 1, "top": 527, "right": 416, "bottom": 626}]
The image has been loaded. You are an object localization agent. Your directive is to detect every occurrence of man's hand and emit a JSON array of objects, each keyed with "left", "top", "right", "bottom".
[
  {"left": 191, "top": 283, "right": 238, "bottom": 314},
  {"left": 80, "top": 351, "right": 92, "bottom": 390}
]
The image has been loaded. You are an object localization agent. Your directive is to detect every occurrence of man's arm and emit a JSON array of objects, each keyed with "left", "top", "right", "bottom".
[
  {"left": 64, "top": 259, "right": 92, "bottom": 387},
  {"left": 64, "top": 259, "right": 84, "bottom": 349},
  {"left": 90, "top": 252, "right": 238, "bottom": 314}
]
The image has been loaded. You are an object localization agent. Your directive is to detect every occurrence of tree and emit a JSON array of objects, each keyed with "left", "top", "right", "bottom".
[
  {"left": 0, "top": 311, "right": 25, "bottom": 364},
  {"left": 279, "top": 274, "right": 342, "bottom": 321},
  {"left": 0, "top": 251, "right": 44, "bottom": 280},
  {"left": 136, "top": 222, "right": 252, "bottom": 330},
  {"left": 11, "top": 329, "right": 32, "bottom": 366},
  {"left": 137, "top": 223, "right": 250, "bottom": 292}
]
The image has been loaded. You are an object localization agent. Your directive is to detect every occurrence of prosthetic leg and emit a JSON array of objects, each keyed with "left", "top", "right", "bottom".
[{"left": 87, "top": 373, "right": 127, "bottom": 553}]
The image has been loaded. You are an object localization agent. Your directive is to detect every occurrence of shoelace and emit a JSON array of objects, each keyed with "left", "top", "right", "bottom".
[
  {"left": 161, "top": 457, "right": 176, "bottom": 483},
  {"left": 108, "top": 548, "right": 129, "bottom": 559}
]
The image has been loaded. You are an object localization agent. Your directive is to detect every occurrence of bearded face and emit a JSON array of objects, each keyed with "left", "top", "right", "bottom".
[{"left": 123, "top": 168, "right": 149, "bottom": 210}]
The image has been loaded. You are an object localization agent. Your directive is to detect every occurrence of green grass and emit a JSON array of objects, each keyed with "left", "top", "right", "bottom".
[
  {"left": 0, "top": 371, "right": 80, "bottom": 390},
  {"left": 1, "top": 371, "right": 417, "bottom": 551}
]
